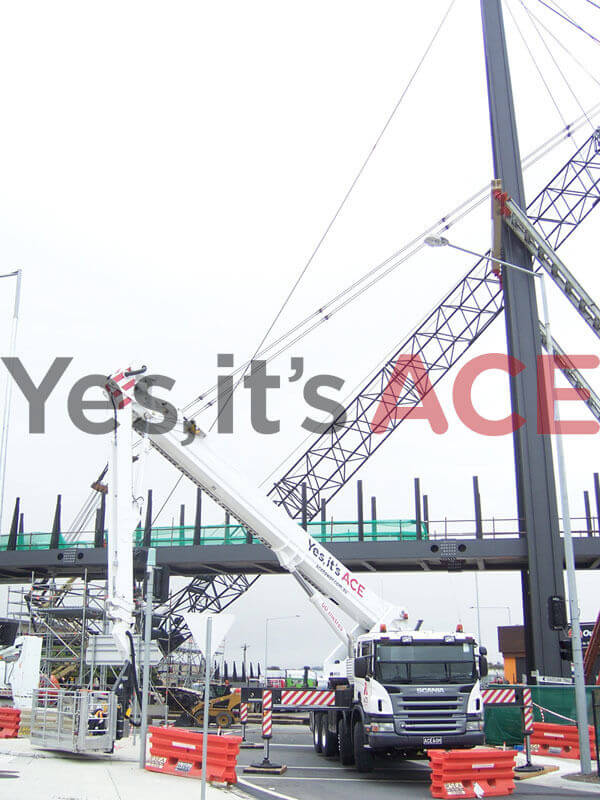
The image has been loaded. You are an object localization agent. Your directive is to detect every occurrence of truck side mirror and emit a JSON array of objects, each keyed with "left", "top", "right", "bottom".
[
  {"left": 354, "top": 656, "right": 369, "bottom": 679},
  {"left": 478, "top": 654, "right": 488, "bottom": 678}
]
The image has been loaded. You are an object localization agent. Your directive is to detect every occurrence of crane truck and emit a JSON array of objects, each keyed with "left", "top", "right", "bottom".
[{"left": 102, "top": 366, "right": 487, "bottom": 767}]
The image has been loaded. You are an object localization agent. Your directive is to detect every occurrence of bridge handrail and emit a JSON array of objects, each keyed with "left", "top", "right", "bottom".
[{"left": 0, "top": 516, "right": 597, "bottom": 552}]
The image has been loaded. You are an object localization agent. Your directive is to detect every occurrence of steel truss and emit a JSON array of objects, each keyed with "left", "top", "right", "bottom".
[
  {"left": 165, "top": 129, "right": 600, "bottom": 637},
  {"left": 270, "top": 128, "right": 600, "bottom": 521}
]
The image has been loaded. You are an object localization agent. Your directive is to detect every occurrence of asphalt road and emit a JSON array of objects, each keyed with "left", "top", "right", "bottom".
[{"left": 235, "top": 725, "right": 600, "bottom": 800}]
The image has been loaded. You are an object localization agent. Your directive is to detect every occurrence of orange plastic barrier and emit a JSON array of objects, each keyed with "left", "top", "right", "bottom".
[
  {"left": 428, "top": 748, "right": 517, "bottom": 799},
  {"left": 530, "top": 722, "right": 596, "bottom": 760},
  {"left": 0, "top": 708, "right": 20, "bottom": 739},
  {"left": 145, "top": 725, "right": 242, "bottom": 783}
]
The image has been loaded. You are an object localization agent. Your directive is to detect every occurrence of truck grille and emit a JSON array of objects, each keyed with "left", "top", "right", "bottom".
[{"left": 393, "top": 693, "right": 466, "bottom": 736}]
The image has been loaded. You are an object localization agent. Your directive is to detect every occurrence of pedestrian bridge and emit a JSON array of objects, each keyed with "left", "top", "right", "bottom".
[{"left": 1, "top": 516, "right": 600, "bottom": 583}]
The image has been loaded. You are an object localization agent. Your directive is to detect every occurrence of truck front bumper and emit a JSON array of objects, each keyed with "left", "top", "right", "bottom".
[{"left": 367, "top": 730, "right": 485, "bottom": 750}]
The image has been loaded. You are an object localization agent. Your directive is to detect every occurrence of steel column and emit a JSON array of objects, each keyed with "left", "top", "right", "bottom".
[
  {"left": 585, "top": 491, "right": 593, "bottom": 536},
  {"left": 7, "top": 497, "right": 19, "bottom": 551},
  {"left": 594, "top": 473, "right": 600, "bottom": 535},
  {"left": 357, "top": 480, "right": 364, "bottom": 541},
  {"left": 414, "top": 478, "right": 422, "bottom": 541},
  {"left": 142, "top": 489, "right": 153, "bottom": 547},
  {"left": 473, "top": 477, "right": 483, "bottom": 539},
  {"left": 194, "top": 487, "right": 203, "bottom": 545},
  {"left": 49, "top": 495, "right": 62, "bottom": 551},
  {"left": 482, "top": 0, "right": 566, "bottom": 679}
]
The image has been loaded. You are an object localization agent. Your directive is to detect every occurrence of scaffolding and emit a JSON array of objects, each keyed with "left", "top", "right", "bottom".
[{"left": 7, "top": 575, "right": 110, "bottom": 687}]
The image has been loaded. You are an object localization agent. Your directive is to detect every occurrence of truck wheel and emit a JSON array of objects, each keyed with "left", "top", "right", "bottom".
[
  {"left": 353, "top": 720, "right": 374, "bottom": 773},
  {"left": 337, "top": 717, "right": 354, "bottom": 765},
  {"left": 321, "top": 716, "right": 338, "bottom": 757},
  {"left": 313, "top": 713, "right": 323, "bottom": 753},
  {"left": 215, "top": 711, "right": 234, "bottom": 728}
]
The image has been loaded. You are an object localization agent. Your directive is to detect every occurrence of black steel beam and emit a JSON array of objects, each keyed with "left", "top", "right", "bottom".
[
  {"left": 193, "top": 488, "right": 202, "bottom": 546},
  {"left": 482, "top": 0, "right": 566, "bottom": 680},
  {"left": 49, "top": 494, "right": 62, "bottom": 551},
  {"left": 3, "top": 536, "right": 600, "bottom": 583}
]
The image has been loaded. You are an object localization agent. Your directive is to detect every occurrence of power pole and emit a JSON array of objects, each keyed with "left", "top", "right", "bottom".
[
  {"left": 242, "top": 643, "right": 248, "bottom": 682},
  {"left": 481, "top": 0, "right": 567, "bottom": 680}
]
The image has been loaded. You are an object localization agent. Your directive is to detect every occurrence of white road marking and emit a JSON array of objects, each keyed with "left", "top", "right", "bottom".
[{"left": 238, "top": 777, "right": 299, "bottom": 800}]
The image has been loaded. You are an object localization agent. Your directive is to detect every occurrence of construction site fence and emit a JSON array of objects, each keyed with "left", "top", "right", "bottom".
[{"left": 484, "top": 683, "right": 598, "bottom": 746}]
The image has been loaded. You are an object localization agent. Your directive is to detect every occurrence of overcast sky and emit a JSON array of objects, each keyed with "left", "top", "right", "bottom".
[{"left": 0, "top": 1, "right": 600, "bottom": 664}]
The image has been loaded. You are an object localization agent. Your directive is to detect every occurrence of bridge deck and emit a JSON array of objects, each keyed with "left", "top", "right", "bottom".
[{"left": 1, "top": 517, "right": 599, "bottom": 582}]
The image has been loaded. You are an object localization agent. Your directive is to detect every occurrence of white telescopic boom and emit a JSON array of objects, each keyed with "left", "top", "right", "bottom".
[{"left": 105, "top": 369, "right": 408, "bottom": 636}]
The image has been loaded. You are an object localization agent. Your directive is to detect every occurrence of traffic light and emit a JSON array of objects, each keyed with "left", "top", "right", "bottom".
[
  {"left": 153, "top": 566, "right": 170, "bottom": 603},
  {"left": 559, "top": 638, "right": 573, "bottom": 662},
  {"left": 548, "top": 595, "right": 568, "bottom": 630}
]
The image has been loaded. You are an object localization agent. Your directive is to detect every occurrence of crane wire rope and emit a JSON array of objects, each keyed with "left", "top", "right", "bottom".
[
  {"left": 523, "top": 3, "right": 600, "bottom": 91},
  {"left": 206, "top": 0, "right": 457, "bottom": 436},
  {"left": 534, "top": 0, "right": 600, "bottom": 45},
  {"left": 182, "top": 102, "right": 600, "bottom": 421},
  {"left": 506, "top": 0, "right": 575, "bottom": 140},
  {"left": 519, "top": 1, "right": 597, "bottom": 134},
  {"left": 150, "top": 2, "right": 458, "bottom": 526},
  {"left": 519, "top": 2, "right": 600, "bottom": 128}
]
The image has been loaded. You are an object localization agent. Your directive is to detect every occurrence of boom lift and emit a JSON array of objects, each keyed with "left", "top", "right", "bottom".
[{"left": 103, "top": 367, "right": 487, "bottom": 766}]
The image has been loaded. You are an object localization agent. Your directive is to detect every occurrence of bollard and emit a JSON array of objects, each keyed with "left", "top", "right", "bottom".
[
  {"left": 239, "top": 700, "right": 262, "bottom": 750},
  {"left": 244, "top": 690, "right": 286, "bottom": 774},
  {"left": 516, "top": 686, "right": 539, "bottom": 773},
  {"left": 240, "top": 702, "right": 248, "bottom": 741}
]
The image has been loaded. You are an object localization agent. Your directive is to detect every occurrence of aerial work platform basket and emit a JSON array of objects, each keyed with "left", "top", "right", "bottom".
[{"left": 30, "top": 688, "right": 117, "bottom": 754}]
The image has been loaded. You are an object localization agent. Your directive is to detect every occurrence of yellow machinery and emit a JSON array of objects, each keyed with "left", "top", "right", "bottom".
[{"left": 175, "top": 684, "right": 241, "bottom": 728}]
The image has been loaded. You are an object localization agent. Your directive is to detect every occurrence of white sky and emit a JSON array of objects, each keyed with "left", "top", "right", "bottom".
[{"left": 0, "top": 1, "right": 599, "bottom": 664}]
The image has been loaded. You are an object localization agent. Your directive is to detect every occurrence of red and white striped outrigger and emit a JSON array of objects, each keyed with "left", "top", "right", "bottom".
[
  {"left": 241, "top": 686, "right": 350, "bottom": 710},
  {"left": 243, "top": 685, "right": 523, "bottom": 712},
  {"left": 281, "top": 690, "right": 336, "bottom": 707},
  {"left": 482, "top": 687, "right": 517, "bottom": 705}
]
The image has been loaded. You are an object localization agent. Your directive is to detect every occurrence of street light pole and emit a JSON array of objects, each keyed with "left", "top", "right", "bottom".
[
  {"left": 0, "top": 269, "right": 22, "bottom": 533},
  {"left": 426, "top": 235, "right": 591, "bottom": 773},
  {"left": 536, "top": 273, "right": 591, "bottom": 774}
]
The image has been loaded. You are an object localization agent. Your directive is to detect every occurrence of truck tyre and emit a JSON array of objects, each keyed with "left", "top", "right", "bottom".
[
  {"left": 337, "top": 717, "right": 354, "bottom": 765},
  {"left": 321, "top": 717, "right": 338, "bottom": 757},
  {"left": 352, "top": 720, "right": 374, "bottom": 773},
  {"left": 313, "top": 713, "right": 323, "bottom": 753}
]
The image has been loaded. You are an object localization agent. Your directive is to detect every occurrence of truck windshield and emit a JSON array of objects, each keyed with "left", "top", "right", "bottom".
[{"left": 375, "top": 642, "right": 476, "bottom": 685}]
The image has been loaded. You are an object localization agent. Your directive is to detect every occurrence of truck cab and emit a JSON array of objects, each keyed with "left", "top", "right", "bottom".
[
  {"left": 352, "top": 630, "right": 487, "bottom": 753},
  {"left": 313, "top": 628, "right": 487, "bottom": 771}
]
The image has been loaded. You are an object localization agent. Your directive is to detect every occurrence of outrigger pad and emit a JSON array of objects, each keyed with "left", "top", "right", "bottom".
[{"left": 244, "top": 760, "right": 287, "bottom": 775}]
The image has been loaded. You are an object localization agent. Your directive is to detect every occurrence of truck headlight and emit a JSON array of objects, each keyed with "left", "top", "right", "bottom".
[
  {"left": 366, "top": 721, "right": 395, "bottom": 733},
  {"left": 466, "top": 720, "right": 484, "bottom": 731}
]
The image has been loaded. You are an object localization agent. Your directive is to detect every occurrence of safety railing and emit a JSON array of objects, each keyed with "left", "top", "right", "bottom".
[
  {"left": 1, "top": 516, "right": 598, "bottom": 551},
  {"left": 0, "top": 518, "right": 427, "bottom": 551}
]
